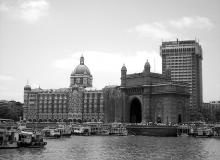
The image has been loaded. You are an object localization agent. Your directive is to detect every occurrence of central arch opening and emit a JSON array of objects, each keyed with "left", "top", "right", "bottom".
[{"left": 130, "top": 98, "right": 142, "bottom": 123}]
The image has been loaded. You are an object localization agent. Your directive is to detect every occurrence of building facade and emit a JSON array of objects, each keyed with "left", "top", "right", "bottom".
[
  {"left": 24, "top": 55, "right": 190, "bottom": 124},
  {"left": 202, "top": 101, "right": 220, "bottom": 122},
  {"left": 160, "top": 40, "right": 203, "bottom": 121},
  {"left": 104, "top": 61, "right": 190, "bottom": 124},
  {"left": 23, "top": 56, "right": 104, "bottom": 123}
]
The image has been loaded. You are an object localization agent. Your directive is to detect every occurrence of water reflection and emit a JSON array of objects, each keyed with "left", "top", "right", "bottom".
[{"left": 0, "top": 136, "right": 220, "bottom": 160}]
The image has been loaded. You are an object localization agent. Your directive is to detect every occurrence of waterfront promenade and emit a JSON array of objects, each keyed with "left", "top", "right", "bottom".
[{"left": 0, "top": 135, "right": 220, "bottom": 160}]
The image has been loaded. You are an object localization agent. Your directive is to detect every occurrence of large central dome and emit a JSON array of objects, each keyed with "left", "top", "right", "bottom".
[
  {"left": 70, "top": 55, "right": 93, "bottom": 88},
  {"left": 72, "top": 62, "right": 91, "bottom": 76}
]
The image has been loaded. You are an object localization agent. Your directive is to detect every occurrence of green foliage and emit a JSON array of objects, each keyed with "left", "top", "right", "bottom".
[{"left": 0, "top": 101, "right": 23, "bottom": 121}]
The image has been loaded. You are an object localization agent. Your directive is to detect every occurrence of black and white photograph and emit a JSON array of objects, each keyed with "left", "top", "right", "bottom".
[{"left": 0, "top": 0, "right": 220, "bottom": 159}]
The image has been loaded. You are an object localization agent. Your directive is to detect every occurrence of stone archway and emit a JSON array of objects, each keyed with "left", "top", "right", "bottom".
[
  {"left": 178, "top": 114, "right": 182, "bottom": 124},
  {"left": 130, "top": 98, "right": 142, "bottom": 123}
]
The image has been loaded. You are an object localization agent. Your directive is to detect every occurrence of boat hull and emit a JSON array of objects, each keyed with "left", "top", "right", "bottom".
[
  {"left": 126, "top": 125, "right": 178, "bottom": 137},
  {"left": 18, "top": 142, "right": 47, "bottom": 148},
  {"left": 0, "top": 142, "right": 19, "bottom": 149}
]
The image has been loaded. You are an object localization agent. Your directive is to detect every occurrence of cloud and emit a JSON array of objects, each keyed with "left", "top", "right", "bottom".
[
  {"left": 0, "top": 86, "right": 8, "bottom": 91},
  {"left": 128, "top": 16, "right": 214, "bottom": 40},
  {"left": 0, "top": 2, "right": 9, "bottom": 12},
  {"left": 169, "top": 16, "right": 214, "bottom": 30},
  {"left": 0, "top": 0, "right": 49, "bottom": 23},
  {"left": 52, "top": 50, "right": 162, "bottom": 88},
  {"left": 128, "top": 22, "right": 175, "bottom": 40},
  {"left": 20, "top": 0, "right": 49, "bottom": 22},
  {"left": 0, "top": 75, "right": 14, "bottom": 81}
]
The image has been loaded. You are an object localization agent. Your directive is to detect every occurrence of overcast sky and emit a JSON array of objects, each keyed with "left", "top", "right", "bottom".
[{"left": 0, "top": 0, "right": 219, "bottom": 102}]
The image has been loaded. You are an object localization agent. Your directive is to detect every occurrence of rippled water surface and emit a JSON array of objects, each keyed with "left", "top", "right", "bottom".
[{"left": 0, "top": 136, "right": 220, "bottom": 160}]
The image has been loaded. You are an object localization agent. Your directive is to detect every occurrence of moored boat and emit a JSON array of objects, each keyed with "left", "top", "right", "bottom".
[
  {"left": 18, "top": 129, "right": 47, "bottom": 148},
  {"left": 0, "top": 119, "right": 19, "bottom": 149},
  {"left": 110, "top": 123, "right": 128, "bottom": 136},
  {"left": 72, "top": 125, "right": 91, "bottom": 136},
  {"left": 41, "top": 127, "right": 61, "bottom": 138},
  {"left": 195, "top": 127, "right": 213, "bottom": 138},
  {"left": 57, "top": 124, "right": 72, "bottom": 137},
  {"left": 126, "top": 123, "right": 178, "bottom": 137}
]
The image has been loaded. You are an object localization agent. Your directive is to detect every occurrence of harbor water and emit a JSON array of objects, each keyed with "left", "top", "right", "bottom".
[{"left": 0, "top": 136, "right": 220, "bottom": 160}]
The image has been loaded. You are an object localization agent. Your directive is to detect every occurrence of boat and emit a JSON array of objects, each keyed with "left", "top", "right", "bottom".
[
  {"left": 126, "top": 123, "right": 178, "bottom": 137},
  {"left": 41, "top": 127, "right": 61, "bottom": 138},
  {"left": 213, "top": 123, "right": 220, "bottom": 137},
  {"left": 0, "top": 119, "right": 19, "bottom": 149},
  {"left": 187, "top": 121, "right": 213, "bottom": 137},
  {"left": 110, "top": 123, "right": 128, "bottom": 136},
  {"left": 99, "top": 129, "right": 110, "bottom": 136},
  {"left": 97, "top": 124, "right": 110, "bottom": 136},
  {"left": 72, "top": 125, "right": 91, "bottom": 136},
  {"left": 57, "top": 124, "right": 72, "bottom": 137},
  {"left": 195, "top": 127, "right": 213, "bottom": 138},
  {"left": 18, "top": 129, "right": 47, "bottom": 148}
]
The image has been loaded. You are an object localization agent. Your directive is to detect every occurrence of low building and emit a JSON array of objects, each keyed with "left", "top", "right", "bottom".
[{"left": 202, "top": 101, "right": 220, "bottom": 122}]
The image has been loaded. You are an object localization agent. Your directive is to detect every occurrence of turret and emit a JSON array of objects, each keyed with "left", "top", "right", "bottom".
[
  {"left": 24, "top": 84, "right": 31, "bottom": 92},
  {"left": 80, "top": 55, "right": 84, "bottom": 65},
  {"left": 121, "top": 64, "right": 127, "bottom": 86},
  {"left": 144, "top": 60, "right": 151, "bottom": 74}
]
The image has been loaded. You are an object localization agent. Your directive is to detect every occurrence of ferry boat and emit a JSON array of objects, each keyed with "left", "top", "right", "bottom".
[
  {"left": 98, "top": 124, "right": 110, "bottom": 136},
  {"left": 41, "top": 127, "right": 61, "bottom": 138},
  {"left": 196, "top": 127, "right": 213, "bottom": 138},
  {"left": 188, "top": 121, "right": 213, "bottom": 137},
  {"left": 72, "top": 125, "right": 91, "bottom": 136},
  {"left": 18, "top": 129, "right": 47, "bottom": 148},
  {"left": 213, "top": 123, "right": 220, "bottom": 137},
  {"left": 57, "top": 124, "right": 72, "bottom": 137},
  {"left": 0, "top": 119, "right": 19, "bottom": 149},
  {"left": 126, "top": 123, "right": 178, "bottom": 137},
  {"left": 110, "top": 123, "right": 128, "bottom": 136}
]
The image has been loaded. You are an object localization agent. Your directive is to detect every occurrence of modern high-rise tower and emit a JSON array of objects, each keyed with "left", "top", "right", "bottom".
[{"left": 160, "top": 39, "right": 203, "bottom": 121}]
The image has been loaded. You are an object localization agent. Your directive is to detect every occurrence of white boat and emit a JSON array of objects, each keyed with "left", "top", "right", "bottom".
[
  {"left": 57, "top": 124, "right": 72, "bottom": 137},
  {"left": 110, "top": 123, "right": 128, "bottom": 136},
  {"left": 0, "top": 119, "right": 19, "bottom": 149},
  {"left": 18, "top": 130, "right": 47, "bottom": 148},
  {"left": 41, "top": 127, "right": 61, "bottom": 138},
  {"left": 72, "top": 126, "right": 91, "bottom": 136}
]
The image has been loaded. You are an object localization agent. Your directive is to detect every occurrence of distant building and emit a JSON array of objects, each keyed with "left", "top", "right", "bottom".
[
  {"left": 202, "top": 101, "right": 220, "bottom": 122},
  {"left": 160, "top": 39, "right": 203, "bottom": 121},
  {"left": 104, "top": 61, "right": 190, "bottom": 124},
  {"left": 23, "top": 56, "right": 104, "bottom": 123}
]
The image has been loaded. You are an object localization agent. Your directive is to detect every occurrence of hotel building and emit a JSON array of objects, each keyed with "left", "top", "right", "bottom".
[
  {"left": 160, "top": 40, "right": 203, "bottom": 121},
  {"left": 23, "top": 56, "right": 104, "bottom": 123}
]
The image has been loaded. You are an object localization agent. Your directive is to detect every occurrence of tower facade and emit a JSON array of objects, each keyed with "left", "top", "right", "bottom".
[{"left": 160, "top": 39, "right": 203, "bottom": 121}]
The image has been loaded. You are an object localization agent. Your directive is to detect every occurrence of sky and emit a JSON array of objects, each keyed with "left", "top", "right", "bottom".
[{"left": 0, "top": 0, "right": 220, "bottom": 102}]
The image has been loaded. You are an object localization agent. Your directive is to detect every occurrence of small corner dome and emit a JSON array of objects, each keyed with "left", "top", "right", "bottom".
[
  {"left": 24, "top": 84, "right": 31, "bottom": 90},
  {"left": 121, "top": 64, "right": 127, "bottom": 71}
]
